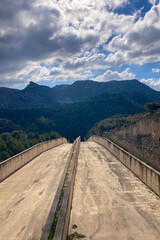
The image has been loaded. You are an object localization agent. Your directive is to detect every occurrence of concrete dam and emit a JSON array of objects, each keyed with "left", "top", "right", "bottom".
[{"left": 0, "top": 137, "right": 160, "bottom": 240}]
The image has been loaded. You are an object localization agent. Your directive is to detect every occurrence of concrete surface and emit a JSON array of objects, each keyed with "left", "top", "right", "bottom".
[
  {"left": 0, "top": 143, "right": 71, "bottom": 240},
  {"left": 88, "top": 136, "right": 160, "bottom": 197},
  {"left": 69, "top": 142, "right": 160, "bottom": 240}
]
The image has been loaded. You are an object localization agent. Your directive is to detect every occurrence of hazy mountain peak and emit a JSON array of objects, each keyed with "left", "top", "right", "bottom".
[
  {"left": 24, "top": 81, "right": 52, "bottom": 92},
  {"left": 0, "top": 79, "right": 159, "bottom": 109},
  {"left": 28, "top": 81, "right": 38, "bottom": 86},
  {"left": 24, "top": 81, "right": 39, "bottom": 90}
]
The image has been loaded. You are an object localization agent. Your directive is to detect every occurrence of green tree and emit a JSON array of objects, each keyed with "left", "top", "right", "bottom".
[
  {"left": 0, "top": 138, "right": 7, "bottom": 152},
  {"left": 0, "top": 129, "right": 61, "bottom": 162},
  {"left": 145, "top": 102, "right": 160, "bottom": 112},
  {"left": 0, "top": 151, "right": 10, "bottom": 162},
  {"left": 1, "top": 132, "right": 12, "bottom": 142}
]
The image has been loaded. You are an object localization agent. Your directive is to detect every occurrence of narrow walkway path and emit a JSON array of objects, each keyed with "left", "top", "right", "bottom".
[
  {"left": 0, "top": 143, "right": 72, "bottom": 240},
  {"left": 69, "top": 142, "right": 160, "bottom": 240}
]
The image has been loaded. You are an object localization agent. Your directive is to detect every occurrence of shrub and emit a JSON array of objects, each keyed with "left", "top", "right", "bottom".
[{"left": 145, "top": 102, "right": 160, "bottom": 112}]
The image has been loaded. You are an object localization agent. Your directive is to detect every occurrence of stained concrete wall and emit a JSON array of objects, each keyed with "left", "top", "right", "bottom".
[
  {"left": 88, "top": 136, "right": 160, "bottom": 197},
  {"left": 103, "top": 113, "right": 160, "bottom": 171},
  {"left": 0, "top": 137, "right": 67, "bottom": 182}
]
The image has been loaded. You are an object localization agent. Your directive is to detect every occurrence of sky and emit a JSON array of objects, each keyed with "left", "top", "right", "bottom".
[{"left": 0, "top": 0, "right": 160, "bottom": 90}]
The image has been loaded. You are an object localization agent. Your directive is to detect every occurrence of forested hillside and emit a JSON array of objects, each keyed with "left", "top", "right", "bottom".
[
  {"left": 0, "top": 79, "right": 160, "bottom": 109},
  {"left": 0, "top": 130, "right": 60, "bottom": 162},
  {"left": 0, "top": 93, "right": 144, "bottom": 142},
  {"left": 0, "top": 80, "right": 160, "bottom": 163}
]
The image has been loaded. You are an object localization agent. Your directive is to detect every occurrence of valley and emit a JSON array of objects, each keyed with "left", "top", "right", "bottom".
[{"left": 0, "top": 80, "right": 160, "bottom": 164}]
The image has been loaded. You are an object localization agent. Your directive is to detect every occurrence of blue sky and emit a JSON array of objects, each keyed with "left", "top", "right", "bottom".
[{"left": 0, "top": 0, "right": 160, "bottom": 90}]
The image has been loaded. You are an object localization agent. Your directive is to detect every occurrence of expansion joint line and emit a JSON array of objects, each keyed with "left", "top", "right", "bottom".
[{"left": 48, "top": 147, "right": 74, "bottom": 239}]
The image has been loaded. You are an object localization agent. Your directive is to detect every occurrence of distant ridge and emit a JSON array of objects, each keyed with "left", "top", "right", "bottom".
[{"left": 0, "top": 79, "right": 160, "bottom": 109}]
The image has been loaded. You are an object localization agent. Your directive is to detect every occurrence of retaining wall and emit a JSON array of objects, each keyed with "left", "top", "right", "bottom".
[
  {"left": 88, "top": 135, "right": 160, "bottom": 197},
  {"left": 0, "top": 137, "right": 67, "bottom": 182}
]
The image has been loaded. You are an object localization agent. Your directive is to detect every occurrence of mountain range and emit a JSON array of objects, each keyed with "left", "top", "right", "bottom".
[
  {"left": 0, "top": 79, "right": 160, "bottom": 109},
  {"left": 1, "top": 79, "right": 160, "bottom": 161}
]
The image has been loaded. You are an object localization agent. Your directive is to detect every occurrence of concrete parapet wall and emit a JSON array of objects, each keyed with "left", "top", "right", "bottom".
[
  {"left": 0, "top": 137, "right": 67, "bottom": 182},
  {"left": 88, "top": 135, "right": 160, "bottom": 197}
]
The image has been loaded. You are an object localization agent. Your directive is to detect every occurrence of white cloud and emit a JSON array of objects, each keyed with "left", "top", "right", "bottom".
[
  {"left": 0, "top": 0, "right": 137, "bottom": 86},
  {"left": 0, "top": 0, "right": 160, "bottom": 88},
  {"left": 63, "top": 52, "right": 106, "bottom": 70},
  {"left": 105, "top": 0, "right": 128, "bottom": 10},
  {"left": 148, "top": 0, "right": 157, "bottom": 5},
  {"left": 0, "top": 63, "right": 50, "bottom": 87},
  {"left": 141, "top": 78, "right": 160, "bottom": 90},
  {"left": 105, "top": 5, "right": 160, "bottom": 66},
  {"left": 152, "top": 68, "right": 160, "bottom": 73},
  {"left": 0, "top": 62, "right": 94, "bottom": 88},
  {"left": 94, "top": 68, "right": 136, "bottom": 82}
]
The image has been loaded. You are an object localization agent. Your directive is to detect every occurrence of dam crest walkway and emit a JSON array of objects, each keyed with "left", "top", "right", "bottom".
[{"left": 0, "top": 139, "right": 160, "bottom": 240}]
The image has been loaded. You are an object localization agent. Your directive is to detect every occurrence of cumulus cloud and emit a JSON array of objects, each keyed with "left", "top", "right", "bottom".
[
  {"left": 94, "top": 68, "right": 136, "bottom": 82},
  {"left": 105, "top": 4, "right": 160, "bottom": 66},
  {"left": 0, "top": 0, "right": 137, "bottom": 86},
  {"left": 63, "top": 53, "right": 106, "bottom": 70},
  {"left": 105, "top": 0, "right": 128, "bottom": 10},
  {"left": 152, "top": 68, "right": 160, "bottom": 73},
  {"left": 148, "top": 0, "right": 158, "bottom": 5},
  {"left": 0, "top": 0, "right": 159, "bottom": 88},
  {"left": 0, "top": 63, "right": 50, "bottom": 87},
  {"left": 141, "top": 78, "right": 160, "bottom": 90},
  {"left": 0, "top": 62, "right": 94, "bottom": 88},
  {"left": 48, "top": 68, "right": 93, "bottom": 83}
]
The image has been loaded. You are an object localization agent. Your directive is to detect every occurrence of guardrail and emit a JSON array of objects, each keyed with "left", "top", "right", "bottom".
[
  {"left": 41, "top": 137, "right": 81, "bottom": 240},
  {"left": 0, "top": 137, "right": 67, "bottom": 182},
  {"left": 88, "top": 135, "right": 160, "bottom": 197}
]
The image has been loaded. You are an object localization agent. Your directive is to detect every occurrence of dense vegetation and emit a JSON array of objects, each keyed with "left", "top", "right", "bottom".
[
  {"left": 0, "top": 93, "right": 145, "bottom": 142},
  {"left": 145, "top": 102, "right": 160, "bottom": 112},
  {"left": 87, "top": 114, "right": 130, "bottom": 138},
  {"left": 0, "top": 79, "right": 160, "bottom": 163},
  {"left": 0, "top": 130, "right": 60, "bottom": 162},
  {"left": 0, "top": 118, "right": 21, "bottom": 134}
]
